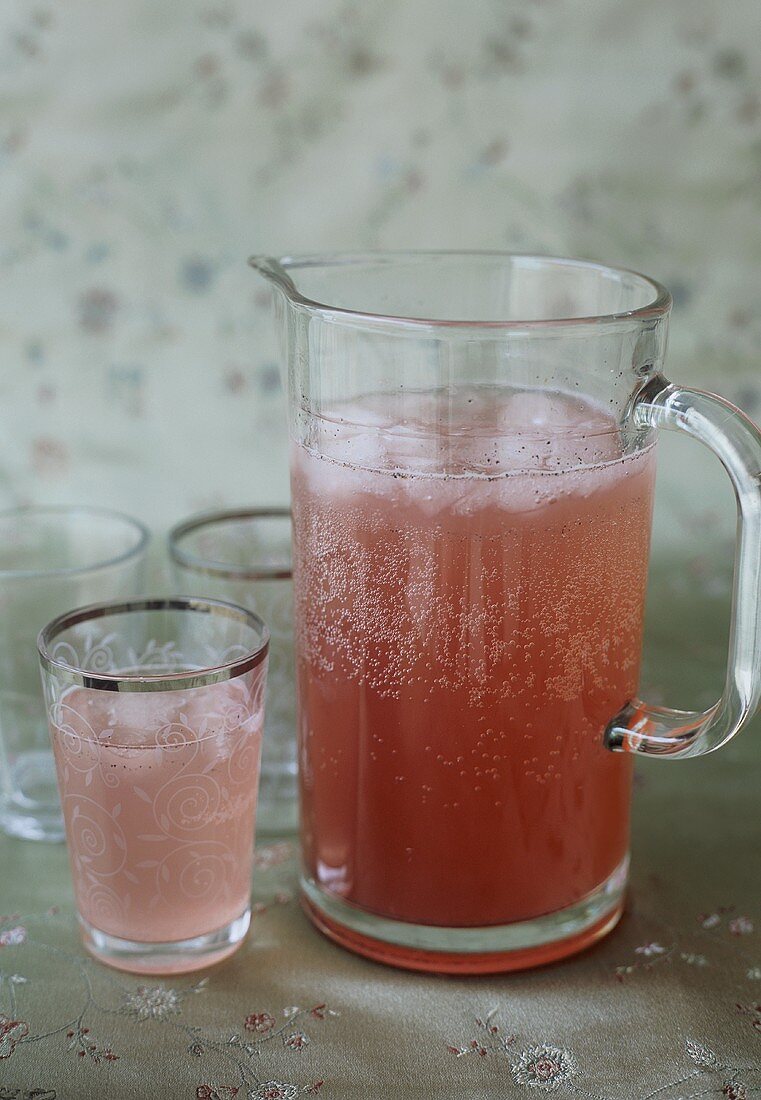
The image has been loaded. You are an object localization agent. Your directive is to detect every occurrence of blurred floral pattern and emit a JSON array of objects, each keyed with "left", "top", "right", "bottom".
[{"left": 0, "top": 0, "right": 760, "bottom": 540}]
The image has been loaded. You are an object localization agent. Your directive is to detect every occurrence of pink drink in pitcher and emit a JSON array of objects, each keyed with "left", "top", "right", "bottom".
[{"left": 293, "top": 388, "right": 655, "bottom": 945}]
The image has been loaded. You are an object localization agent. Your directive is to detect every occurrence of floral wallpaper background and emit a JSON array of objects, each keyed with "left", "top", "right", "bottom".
[{"left": 1, "top": 0, "right": 760, "bottom": 556}]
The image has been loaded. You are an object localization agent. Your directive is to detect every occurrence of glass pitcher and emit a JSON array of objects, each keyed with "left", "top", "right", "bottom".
[{"left": 251, "top": 252, "right": 761, "bottom": 974}]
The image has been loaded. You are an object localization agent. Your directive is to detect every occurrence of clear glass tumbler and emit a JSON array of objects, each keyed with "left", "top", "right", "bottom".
[
  {"left": 253, "top": 251, "right": 761, "bottom": 974},
  {"left": 168, "top": 509, "right": 296, "bottom": 835},
  {"left": 0, "top": 506, "right": 148, "bottom": 842},
  {"left": 38, "top": 596, "right": 269, "bottom": 974}
]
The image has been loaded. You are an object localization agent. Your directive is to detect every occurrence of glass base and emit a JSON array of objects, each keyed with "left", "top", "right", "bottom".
[
  {"left": 0, "top": 751, "right": 64, "bottom": 842},
  {"left": 79, "top": 908, "right": 251, "bottom": 975},
  {"left": 0, "top": 808, "right": 65, "bottom": 842},
  {"left": 301, "top": 857, "right": 628, "bottom": 974}
]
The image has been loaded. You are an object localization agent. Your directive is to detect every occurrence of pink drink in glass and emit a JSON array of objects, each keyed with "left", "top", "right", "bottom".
[
  {"left": 51, "top": 678, "right": 263, "bottom": 956},
  {"left": 293, "top": 388, "right": 656, "bottom": 961}
]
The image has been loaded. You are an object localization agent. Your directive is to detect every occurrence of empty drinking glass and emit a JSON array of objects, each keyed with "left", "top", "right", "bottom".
[
  {"left": 0, "top": 506, "right": 148, "bottom": 841},
  {"left": 168, "top": 509, "right": 296, "bottom": 835},
  {"left": 38, "top": 596, "right": 269, "bottom": 974}
]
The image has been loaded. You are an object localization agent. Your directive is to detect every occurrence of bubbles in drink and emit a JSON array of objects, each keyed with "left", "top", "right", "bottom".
[{"left": 294, "top": 386, "right": 655, "bottom": 926}]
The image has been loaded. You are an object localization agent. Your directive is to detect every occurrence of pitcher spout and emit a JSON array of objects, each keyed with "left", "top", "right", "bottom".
[{"left": 248, "top": 255, "right": 301, "bottom": 303}]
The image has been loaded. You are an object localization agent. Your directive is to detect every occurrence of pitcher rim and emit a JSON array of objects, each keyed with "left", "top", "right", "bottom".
[{"left": 249, "top": 250, "right": 672, "bottom": 331}]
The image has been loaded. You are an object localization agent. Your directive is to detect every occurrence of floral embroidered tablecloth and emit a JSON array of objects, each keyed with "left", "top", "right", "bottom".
[{"left": 0, "top": 569, "right": 759, "bottom": 1100}]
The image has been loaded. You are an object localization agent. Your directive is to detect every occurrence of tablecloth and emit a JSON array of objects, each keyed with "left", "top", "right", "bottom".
[{"left": 0, "top": 565, "right": 759, "bottom": 1100}]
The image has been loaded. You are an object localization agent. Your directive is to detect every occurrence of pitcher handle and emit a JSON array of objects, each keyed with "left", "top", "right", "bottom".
[{"left": 605, "top": 374, "right": 761, "bottom": 759}]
